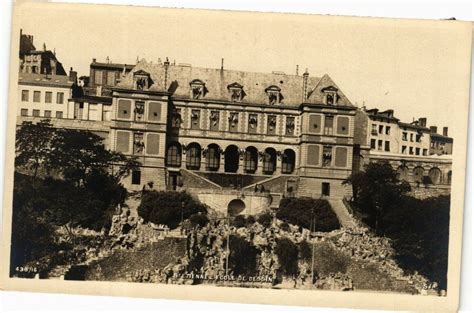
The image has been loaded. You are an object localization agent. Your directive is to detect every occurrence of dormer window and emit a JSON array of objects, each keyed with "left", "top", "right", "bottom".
[
  {"left": 227, "top": 82, "right": 246, "bottom": 102},
  {"left": 189, "top": 79, "right": 208, "bottom": 99},
  {"left": 133, "top": 70, "right": 151, "bottom": 90},
  {"left": 265, "top": 85, "right": 283, "bottom": 105},
  {"left": 321, "top": 86, "right": 338, "bottom": 105}
]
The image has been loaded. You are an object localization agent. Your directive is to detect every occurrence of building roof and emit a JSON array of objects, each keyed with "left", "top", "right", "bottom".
[
  {"left": 18, "top": 73, "right": 73, "bottom": 88},
  {"left": 91, "top": 61, "right": 135, "bottom": 71},
  {"left": 19, "top": 34, "right": 35, "bottom": 57},
  {"left": 430, "top": 133, "right": 453, "bottom": 143},
  {"left": 398, "top": 122, "right": 430, "bottom": 132},
  {"left": 116, "top": 59, "right": 354, "bottom": 107}
]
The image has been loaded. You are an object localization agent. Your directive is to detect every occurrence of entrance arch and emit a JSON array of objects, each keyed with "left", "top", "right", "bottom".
[
  {"left": 227, "top": 199, "right": 246, "bottom": 216},
  {"left": 224, "top": 145, "right": 239, "bottom": 173}
]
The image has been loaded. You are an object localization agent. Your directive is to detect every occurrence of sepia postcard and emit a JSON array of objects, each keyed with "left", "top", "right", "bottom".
[{"left": 0, "top": 1, "right": 472, "bottom": 311}]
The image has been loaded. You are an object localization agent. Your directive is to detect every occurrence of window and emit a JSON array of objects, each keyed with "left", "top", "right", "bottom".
[
  {"left": 265, "top": 85, "right": 282, "bottom": 105},
  {"left": 322, "top": 146, "right": 332, "bottom": 167},
  {"left": 337, "top": 116, "right": 349, "bottom": 135},
  {"left": 56, "top": 92, "right": 64, "bottom": 104},
  {"left": 20, "top": 109, "right": 28, "bottom": 116},
  {"left": 227, "top": 82, "right": 245, "bottom": 102},
  {"left": 186, "top": 144, "right": 201, "bottom": 170},
  {"left": 423, "top": 149, "right": 427, "bottom": 156},
  {"left": 166, "top": 143, "right": 182, "bottom": 167},
  {"left": 148, "top": 102, "right": 161, "bottom": 122},
  {"left": 32, "top": 109, "right": 40, "bottom": 117},
  {"left": 385, "top": 126, "right": 391, "bottom": 135},
  {"left": 94, "top": 70, "right": 103, "bottom": 85},
  {"left": 262, "top": 148, "right": 276, "bottom": 174},
  {"left": 44, "top": 110, "right": 51, "bottom": 118},
  {"left": 209, "top": 111, "right": 220, "bottom": 131},
  {"left": 244, "top": 147, "right": 258, "bottom": 173},
  {"left": 324, "top": 116, "right": 334, "bottom": 135},
  {"left": 402, "top": 132, "right": 408, "bottom": 141},
  {"left": 410, "top": 133, "right": 414, "bottom": 142},
  {"left": 190, "top": 79, "right": 207, "bottom": 99},
  {"left": 370, "top": 139, "right": 376, "bottom": 149},
  {"left": 377, "top": 140, "right": 383, "bottom": 150},
  {"left": 228, "top": 112, "right": 238, "bottom": 132},
  {"left": 286, "top": 117, "right": 295, "bottom": 135},
  {"left": 134, "top": 71, "right": 150, "bottom": 90},
  {"left": 402, "top": 145, "right": 407, "bottom": 154},
  {"left": 378, "top": 125, "right": 383, "bottom": 134},
  {"left": 281, "top": 149, "right": 295, "bottom": 174},
  {"left": 107, "top": 71, "right": 116, "bottom": 86},
  {"left": 206, "top": 145, "right": 220, "bottom": 171},
  {"left": 267, "top": 115, "right": 277, "bottom": 135},
  {"left": 171, "top": 109, "right": 182, "bottom": 128},
  {"left": 134, "top": 101, "right": 145, "bottom": 121},
  {"left": 131, "top": 170, "right": 141, "bottom": 185},
  {"left": 21, "top": 90, "right": 29, "bottom": 102},
  {"left": 248, "top": 114, "right": 258, "bottom": 134},
  {"left": 56, "top": 111, "right": 63, "bottom": 119},
  {"left": 191, "top": 109, "right": 201, "bottom": 130},
  {"left": 384, "top": 141, "right": 390, "bottom": 152},
  {"left": 33, "top": 91, "right": 41, "bottom": 102},
  {"left": 416, "top": 147, "right": 420, "bottom": 155},
  {"left": 146, "top": 133, "right": 160, "bottom": 155},
  {"left": 371, "top": 124, "right": 377, "bottom": 135},
  {"left": 416, "top": 134, "right": 421, "bottom": 143},
  {"left": 322, "top": 182, "right": 330, "bottom": 197},
  {"left": 409, "top": 147, "right": 414, "bottom": 155},
  {"left": 133, "top": 132, "right": 145, "bottom": 154},
  {"left": 45, "top": 92, "right": 52, "bottom": 103},
  {"left": 117, "top": 99, "right": 132, "bottom": 119},
  {"left": 326, "top": 94, "right": 335, "bottom": 105}
]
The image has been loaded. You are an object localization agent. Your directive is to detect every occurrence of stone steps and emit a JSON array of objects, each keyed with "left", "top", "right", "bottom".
[{"left": 328, "top": 199, "right": 356, "bottom": 228}]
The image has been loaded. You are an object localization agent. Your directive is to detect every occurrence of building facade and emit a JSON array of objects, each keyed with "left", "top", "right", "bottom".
[{"left": 108, "top": 59, "right": 356, "bottom": 210}]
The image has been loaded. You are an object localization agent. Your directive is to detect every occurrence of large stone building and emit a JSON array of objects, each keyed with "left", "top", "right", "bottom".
[{"left": 108, "top": 59, "right": 356, "bottom": 212}]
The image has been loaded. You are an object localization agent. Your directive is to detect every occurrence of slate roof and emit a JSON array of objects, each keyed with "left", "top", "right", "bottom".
[
  {"left": 116, "top": 59, "right": 353, "bottom": 107},
  {"left": 18, "top": 73, "right": 73, "bottom": 88}
]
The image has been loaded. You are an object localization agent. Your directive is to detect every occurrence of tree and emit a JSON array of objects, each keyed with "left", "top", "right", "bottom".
[
  {"left": 15, "top": 120, "right": 55, "bottom": 178},
  {"left": 228, "top": 235, "right": 258, "bottom": 276},
  {"left": 342, "top": 161, "right": 411, "bottom": 232},
  {"left": 138, "top": 191, "right": 208, "bottom": 228},
  {"left": 275, "top": 238, "right": 299, "bottom": 276}
]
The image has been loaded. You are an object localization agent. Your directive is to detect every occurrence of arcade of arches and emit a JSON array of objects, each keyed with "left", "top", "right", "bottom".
[
  {"left": 165, "top": 142, "right": 296, "bottom": 175},
  {"left": 396, "top": 164, "right": 449, "bottom": 185}
]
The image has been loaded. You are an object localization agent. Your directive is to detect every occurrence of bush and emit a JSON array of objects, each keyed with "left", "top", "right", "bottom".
[
  {"left": 228, "top": 235, "right": 258, "bottom": 276},
  {"left": 276, "top": 198, "right": 340, "bottom": 232},
  {"left": 246, "top": 215, "right": 256, "bottom": 225},
  {"left": 232, "top": 215, "right": 247, "bottom": 228},
  {"left": 188, "top": 213, "right": 209, "bottom": 228},
  {"left": 257, "top": 212, "right": 273, "bottom": 228},
  {"left": 313, "top": 242, "right": 350, "bottom": 276},
  {"left": 138, "top": 191, "right": 207, "bottom": 229},
  {"left": 280, "top": 222, "right": 290, "bottom": 232},
  {"left": 298, "top": 240, "right": 312, "bottom": 261},
  {"left": 275, "top": 238, "right": 299, "bottom": 276}
]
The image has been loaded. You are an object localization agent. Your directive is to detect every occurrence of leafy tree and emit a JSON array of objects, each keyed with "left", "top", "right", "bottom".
[
  {"left": 15, "top": 120, "right": 54, "bottom": 178},
  {"left": 257, "top": 212, "right": 273, "bottom": 228},
  {"left": 138, "top": 191, "right": 207, "bottom": 229},
  {"left": 188, "top": 213, "right": 209, "bottom": 228},
  {"left": 342, "top": 161, "right": 411, "bottom": 232},
  {"left": 228, "top": 235, "right": 258, "bottom": 276},
  {"left": 275, "top": 238, "right": 299, "bottom": 276},
  {"left": 277, "top": 198, "right": 340, "bottom": 232}
]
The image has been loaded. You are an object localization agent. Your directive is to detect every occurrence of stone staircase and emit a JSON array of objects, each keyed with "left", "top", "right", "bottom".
[{"left": 328, "top": 199, "right": 356, "bottom": 228}]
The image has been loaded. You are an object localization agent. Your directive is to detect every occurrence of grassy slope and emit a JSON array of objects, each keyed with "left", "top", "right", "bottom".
[{"left": 84, "top": 238, "right": 186, "bottom": 281}]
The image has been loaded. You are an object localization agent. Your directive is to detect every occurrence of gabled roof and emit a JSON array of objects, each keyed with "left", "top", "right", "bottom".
[
  {"left": 116, "top": 59, "right": 353, "bottom": 107},
  {"left": 306, "top": 74, "right": 352, "bottom": 106}
]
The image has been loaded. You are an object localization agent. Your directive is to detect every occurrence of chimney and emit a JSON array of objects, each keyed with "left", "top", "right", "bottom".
[
  {"left": 43, "top": 42, "right": 46, "bottom": 51},
  {"left": 443, "top": 127, "right": 448, "bottom": 136},
  {"left": 106, "top": 56, "right": 110, "bottom": 63},
  {"left": 92, "top": 58, "right": 96, "bottom": 63},
  {"left": 419, "top": 117, "right": 427, "bottom": 127},
  {"left": 430, "top": 126, "right": 438, "bottom": 133},
  {"left": 164, "top": 57, "right": 170, "bottom": 89},
  {"left": 296, "top": 65, "right": 299, "bottom": 76},
  {"left": 221, "top": 58, "right": 224, "bottom": 71},
  {"left": 302, "top": 68, "right": 309, "bottom": 101},
  {"left": 69, "top": 67, "right": 77, "bottom": 82}
]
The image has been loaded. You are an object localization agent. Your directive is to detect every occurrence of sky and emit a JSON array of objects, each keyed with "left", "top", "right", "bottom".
[{"left": 13, "top": 2, "right": 472, "bottom": 135}]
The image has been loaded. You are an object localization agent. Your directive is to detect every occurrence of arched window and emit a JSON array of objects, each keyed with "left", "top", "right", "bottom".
[
  {"left": 429, "top": 167, "right": 442, "bottom": 185},
  {"left": 413, "top": 166, "right": 424, "bottom": 183},
  {"left": 224, "top": 145, "right": 239, "bottom": 173},
  {"left": 186, "top": 143, "right": 201, "bottom": 170},
  {"left": 244, "top": 147, "right": 258, "bottom": 174},
  {"left": 166, "top": 143, "right": 182, "bottom": 167},
  {"left": 263, "top": 148, "right": 276, "bottom": 175},
  {"left": 447, "top": 170, "right": 452, "bottom": 185},
  {"left": 281, "top": 149, "right": 295, "bottom": 174},
  {"left": 206, "top": 144, "right": 220, "bottom": 171},
  {"left": 397, "top": 165, "right": 409, "bottom": 181}
]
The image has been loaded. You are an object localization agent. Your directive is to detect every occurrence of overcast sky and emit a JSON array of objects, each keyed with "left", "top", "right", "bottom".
[{"left": 15, "top": 2, "right": 472, "bottom": 135}]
